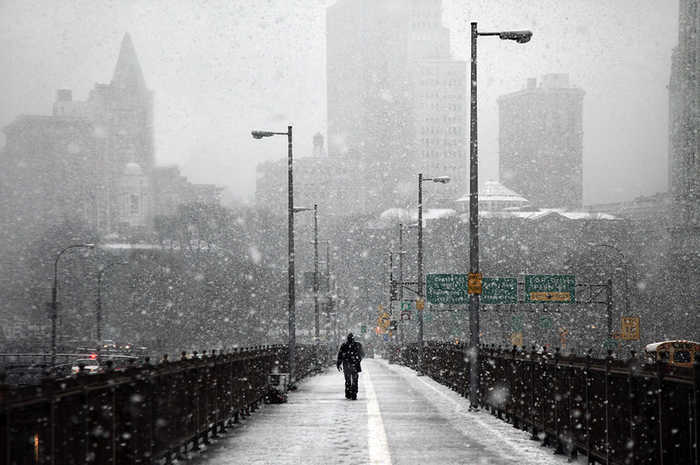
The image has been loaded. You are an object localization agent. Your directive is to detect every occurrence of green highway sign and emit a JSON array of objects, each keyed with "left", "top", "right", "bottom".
[
  {"left": 481, "top": 277, "right": 518, "bottom": 304},
  {"left": 539, "top": 316, "right": 553, "bottom": 329},
  {"left": 426, "top": 274, "right": 469, "bottom": 304},
  {"left": 525, "top": 275, "right": 575, "bottom": 303},
  {"left": 511, "top": 314, "right": 524, "bottom": 332}
]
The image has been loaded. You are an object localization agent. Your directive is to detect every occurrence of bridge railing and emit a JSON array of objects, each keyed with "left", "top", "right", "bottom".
[
  {"left": 0, "top": 344, "right": 320, "bottom": 465},
  {"left": 393, "top": 342, "right": 699, "bottom": 465}
]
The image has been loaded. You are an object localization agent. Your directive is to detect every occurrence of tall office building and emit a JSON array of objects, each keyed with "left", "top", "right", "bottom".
[
  {"left": 666, "top": 0, "right": 699, "bottom": 330},
  {"left": 669, "top": 0, "right": 699, "bottom": 218},
  {"left": 326, "top": 0, "right": 466, "bottom": 211},
  {"left": 498, "top": 74, "right": 585, "bottom": 209}
]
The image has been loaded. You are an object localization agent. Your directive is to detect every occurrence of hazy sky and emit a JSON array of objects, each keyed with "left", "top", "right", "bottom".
[{"left": 0, "top": 0, "right": 678, "bottom": 205}]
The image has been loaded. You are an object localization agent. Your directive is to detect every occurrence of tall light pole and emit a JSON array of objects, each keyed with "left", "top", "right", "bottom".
[
  {"left": 252, "top": 126, "right": 302, "bottom": 383},
  {"left": 316, "top": 239, "right": 333, "bottom": 356},
  {"left": 469, "top": 22, "right": 532, "bottom": 408},
  {"left": 417, "top": 173, "right": 450, "bottom": 374},
  {"left": 51, "top": 243, "right": 95, "bottom": 369},
  {"left": 96, "top": 261, "right": 128, "bottom": 344},
  {"left": 313, "top": 204, "right": 320, "bottom": 345}
]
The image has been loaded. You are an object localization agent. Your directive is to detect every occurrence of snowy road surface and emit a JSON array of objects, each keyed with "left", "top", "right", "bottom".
[{"left": 190, "top": 358, "right": 571, "bottom": 465}]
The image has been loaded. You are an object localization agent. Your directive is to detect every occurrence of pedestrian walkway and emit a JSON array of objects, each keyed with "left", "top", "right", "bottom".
[{"left": 189, "top": 358, "right": 572, "bottom": 465}]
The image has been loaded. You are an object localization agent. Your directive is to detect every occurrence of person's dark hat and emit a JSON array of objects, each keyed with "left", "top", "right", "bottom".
[{"left": 347, "top": 333, "right": 354, "bottom": 341}]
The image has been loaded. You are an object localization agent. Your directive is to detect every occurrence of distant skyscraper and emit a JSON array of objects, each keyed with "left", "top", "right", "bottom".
[
  {"left": 498, "top": 74, "right": 585, "bottom": 209},
  {"left": 326, "top": 0, "right": 466, "bottom": 210}
]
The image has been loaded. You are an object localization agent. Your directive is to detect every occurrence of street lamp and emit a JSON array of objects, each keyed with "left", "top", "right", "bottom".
[
  {"left": 469, "top": 22, "right": 532, "bottom": 409},
  {"left": 417, "top": 173, "right": 450, "bottom": 374},
  {"left": 587, "top": 242, "right": 630, "bottom": 339},
  {"left": 252, "top": 125, "right": 303, "bottom": 384},
  {"left": 96, "top": 261, "right": 128, "bottom": 344},
  {"left": 313, "top": 238, "right": 333, "bottom": 357},
  {"left": 51, "top": 243, "right": 96, "bottom": 369}
]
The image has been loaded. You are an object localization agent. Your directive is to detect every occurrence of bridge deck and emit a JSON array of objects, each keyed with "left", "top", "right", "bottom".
[{"left": 189, "top": 358, "right": 569, "bottom": 465}]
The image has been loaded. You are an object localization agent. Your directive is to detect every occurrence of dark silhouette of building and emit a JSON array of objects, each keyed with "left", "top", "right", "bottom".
[
  {"left": 0, "top": 34, "right": 220, "bottom": 239},
  {"left": 498, "top": 74, "right": 585, "bottom": 209}
]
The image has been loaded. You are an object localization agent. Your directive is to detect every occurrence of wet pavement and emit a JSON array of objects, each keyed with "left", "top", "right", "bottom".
[{"left": 188, "top": 358, "right": 571, "bottom": 465}]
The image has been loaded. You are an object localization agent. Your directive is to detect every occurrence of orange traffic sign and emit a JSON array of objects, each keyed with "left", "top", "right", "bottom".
[
  {"left": 468, "top": 272, "right": 483, "bottom": 295},
  {"left": 621, "top": 317, "right": 640, "bottom": 341}
]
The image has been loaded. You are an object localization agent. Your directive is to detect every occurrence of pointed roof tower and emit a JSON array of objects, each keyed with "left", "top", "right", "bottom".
[{"left": 111, "top": 33, "right": 146, "bottom": 90}]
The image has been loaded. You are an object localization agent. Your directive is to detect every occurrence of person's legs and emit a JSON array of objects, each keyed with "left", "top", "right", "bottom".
[
  {"left": 343, "top": 369, "right": 352, "bottom": 398},
  {"left": 350, "top": 371, "right": 359, "bottom": 399}
]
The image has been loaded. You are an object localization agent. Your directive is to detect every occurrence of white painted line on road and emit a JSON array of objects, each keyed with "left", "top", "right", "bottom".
[{"left": 364, "top": 367, "right": 393, "bottom": 465}]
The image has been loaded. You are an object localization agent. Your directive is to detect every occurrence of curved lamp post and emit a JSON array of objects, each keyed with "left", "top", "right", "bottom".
[
  {"left": 417, "top": 174, "right": 450, "bottom": 374},
  {"left": 51, "top": 243, "right": 96, "bottom": 368},
  {"left": 252, "top": 124, "right": 306, "bottom": 385},
  {"left": 469, "top": 22, "right": 532, "bottom": 409}
]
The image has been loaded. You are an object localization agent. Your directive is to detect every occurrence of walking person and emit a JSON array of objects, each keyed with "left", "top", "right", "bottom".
[{"left": 336, "top": 333, "right": 364, "bottom": 400}]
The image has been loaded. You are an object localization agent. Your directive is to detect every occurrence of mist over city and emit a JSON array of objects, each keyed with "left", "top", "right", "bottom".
[{"left": 0, "top": 1, "right": 697, "bottom": 464}]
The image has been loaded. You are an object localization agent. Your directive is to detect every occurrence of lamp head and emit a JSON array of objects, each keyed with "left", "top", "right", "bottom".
[
  {"left": 499, "top": 30, "right": 532, "bottom": 43},
  {"left": 293, "top": 207, "right": 313, "bottom": 213},
  {"left": 251, "top": 130, "right": 275, "bottom": 139},
  {"left": 432, "top": 176, "right": 451, "bottom": 184}
]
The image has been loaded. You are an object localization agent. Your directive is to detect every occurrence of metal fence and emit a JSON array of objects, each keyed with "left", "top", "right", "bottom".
[
  {"left": 0, "top": 344, "right": 323, "bottom": 465},
  {"left": 393, "top": 342, "right": 699, "bottom": 465}
]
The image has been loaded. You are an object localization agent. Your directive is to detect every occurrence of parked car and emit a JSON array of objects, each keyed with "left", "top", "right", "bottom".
[{"left": 71, "top": 356, "right": 101, "bottom": 374}]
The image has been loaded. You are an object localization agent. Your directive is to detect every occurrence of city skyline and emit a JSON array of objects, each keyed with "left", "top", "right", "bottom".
[{"left": 0, "top": 0, "right": 679, "bottom": 206}]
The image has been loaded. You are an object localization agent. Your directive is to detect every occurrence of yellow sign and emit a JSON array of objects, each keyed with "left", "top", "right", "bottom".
[
  {"left": 528, "top": 291, "right": 571, "bottom": 302},
  {"left": 621, "top": 317, "right": 640, "bottom": 341},
  {"left": 511, "top": 332, "right": 523, "bottom": 347},
  {"left": 468, "top": 272, "right": 483, "bottom": 295},
  {"left": 415, "top": 298, "right": 425, "bottom": 311},
  {"left": 378, "top": 312, "right": 391, "bottom": 330}
]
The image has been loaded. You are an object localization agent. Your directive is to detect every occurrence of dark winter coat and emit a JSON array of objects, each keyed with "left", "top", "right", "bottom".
[{"left": 337, "top": 339, "right": 364, "bottom": 373}]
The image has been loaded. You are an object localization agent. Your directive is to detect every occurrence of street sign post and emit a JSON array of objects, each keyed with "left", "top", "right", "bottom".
[
  {"left": 481, "top": 277, "right": 517, "bottom": 304},
  {"left": 525, "top": 275, "right": 575, "bottom": 303},
  {"left": 427, "top": 274, "right": 469, "bottom": 304},
  {"left": 400, "top": 301, "right": 412, "bottom": 320},
  {"left": 621, "top": 316, "right": 640, "bottom": 340}
]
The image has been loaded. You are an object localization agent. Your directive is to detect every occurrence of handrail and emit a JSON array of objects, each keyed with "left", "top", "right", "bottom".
[
  {"left": 0, "top": 343, "right": 325, "bottom": 465},
  {"left": 392, "top": 342, "right": 698, "bottom": 465}
]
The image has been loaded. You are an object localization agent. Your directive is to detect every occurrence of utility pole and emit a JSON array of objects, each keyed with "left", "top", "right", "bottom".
[
  {"left": 398, "top": 223, "right": 405, "bottom": 345},
  {"left": 313, "top": 204, "right": 319, "bottom": 367},
  {"left": 606, "top": 278, "right": 613, "bottom": 343},
  {"left": 417, "top": 174, "right": 425, "bottom": 373}
]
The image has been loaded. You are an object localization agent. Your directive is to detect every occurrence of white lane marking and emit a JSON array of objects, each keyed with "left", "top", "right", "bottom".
[{"left": 364, "top": 365, "right": 393, "bottom": 465}]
